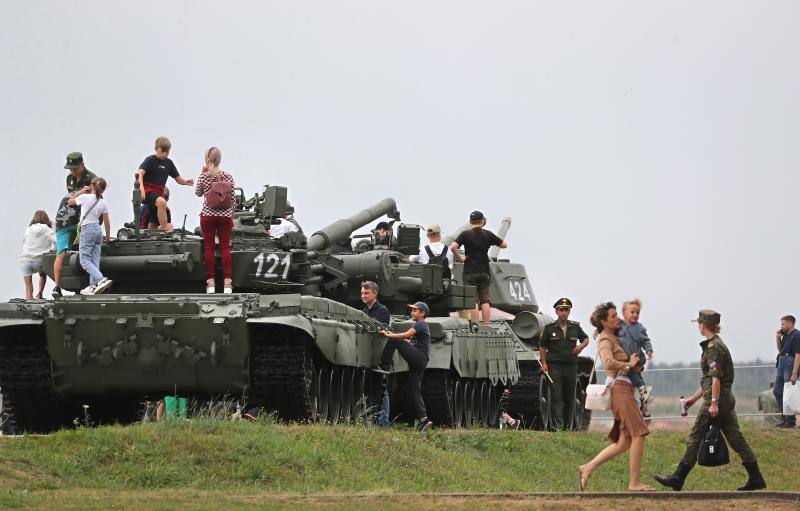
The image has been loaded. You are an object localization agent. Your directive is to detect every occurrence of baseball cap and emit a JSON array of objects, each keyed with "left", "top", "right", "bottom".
[
  {"left": 692, "top": 309, "right": 721, "bottom": 326},
  {"left": 426, "top": 224, "right": 441, "bottom": 234},
  {"left": 64, "top": 152, "right": 83, "bottom": 169},
  {"left": 469, "top": 211, "right": 484, "bottom": 222},
  {"left": 408, "top": 301, "right": 430, "bottom": 316}
]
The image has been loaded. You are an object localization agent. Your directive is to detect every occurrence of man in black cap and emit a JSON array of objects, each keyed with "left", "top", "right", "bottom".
[
  {"left": 450, "top": 211, "right": 507, "bottom": 326},
  {"left": 538, "top": 297, "right": 589, "bottom": 431},
  {"left": 52, "top": 152, "right": 96, "bottom": 298},
  {"left": 655, "top": 309, "right": 766, "bottom": 492},
  {"left": 373, "top": 221, "right": 393, "bottom": 250}
]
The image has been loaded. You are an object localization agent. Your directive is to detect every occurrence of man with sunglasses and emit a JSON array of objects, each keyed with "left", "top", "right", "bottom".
[{"left": 539, "top": 297, "right": 589, "bottom": 431}]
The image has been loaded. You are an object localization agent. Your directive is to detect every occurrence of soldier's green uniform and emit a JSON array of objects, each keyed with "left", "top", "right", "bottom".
[
  {"left": 655, "top": 309, "right": 765, "bottom": 492},
  {"left": 680, "top": 334, "right": 756, "bottom": 466},
  {"left": 64, "top": 152, "right": 95, "bottom": 192},
  {"left": 539, "top": 297, "right": 588, "bottom": 431}
]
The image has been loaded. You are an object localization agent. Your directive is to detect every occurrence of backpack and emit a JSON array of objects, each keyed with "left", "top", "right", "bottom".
[
  {"left": 425, "top": 244, "right": 451, "bottom": 279},
  {"left": 205, "top": 179, "right": 233, "bottom": 209}
]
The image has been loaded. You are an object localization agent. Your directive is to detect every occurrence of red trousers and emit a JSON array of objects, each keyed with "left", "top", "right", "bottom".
[{"left": 200, "top": 215, "right": 233, "bottom": 280}]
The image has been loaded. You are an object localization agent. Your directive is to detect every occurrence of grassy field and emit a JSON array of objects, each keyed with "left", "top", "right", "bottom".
[{"left": 0, "top": 420, "right": 796, "bottom": 509}]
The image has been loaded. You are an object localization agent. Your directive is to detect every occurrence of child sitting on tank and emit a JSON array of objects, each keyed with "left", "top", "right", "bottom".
[{"left": 618, "top": 299, "right": 655, "bottom": 417}]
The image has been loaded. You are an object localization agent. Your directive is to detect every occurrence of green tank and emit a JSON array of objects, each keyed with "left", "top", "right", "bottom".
[{"left": 0, "top": 182, "right": 592, "bottom": 432}]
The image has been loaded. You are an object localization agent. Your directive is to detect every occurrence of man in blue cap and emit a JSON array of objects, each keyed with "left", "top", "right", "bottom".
[{"left": 378, "top": 301, "right": 433, "bottom": 431}]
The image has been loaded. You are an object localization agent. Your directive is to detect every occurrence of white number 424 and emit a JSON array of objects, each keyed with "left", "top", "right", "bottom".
[
  {"left": 508, "top": 280, "right": 531, "bottom": 302},
  {"left": 253, "top": 253, "right": 291, "bottom": 280}
]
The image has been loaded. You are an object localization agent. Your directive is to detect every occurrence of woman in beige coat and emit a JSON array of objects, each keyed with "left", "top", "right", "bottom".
[{"left": 579, "top": 302, "right": 654, "bottom": 492}]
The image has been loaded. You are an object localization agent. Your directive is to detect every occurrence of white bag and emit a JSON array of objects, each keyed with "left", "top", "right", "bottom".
[
  {"left": 585, "top": 383, "right": 612, "bottom": 411},
  {"left": 783, "top": 382, "right": 800, "bottom": 416}
]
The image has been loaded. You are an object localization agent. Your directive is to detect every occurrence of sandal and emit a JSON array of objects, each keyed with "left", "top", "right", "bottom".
[
  {"left": 579, "top": 467, "right": 589, "bottom": 491},
  {"left": 628, "top": 485, "right": 657, "bottom": 492}
]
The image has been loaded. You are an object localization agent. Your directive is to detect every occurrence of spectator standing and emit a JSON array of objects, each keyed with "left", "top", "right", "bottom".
[
  {"left": 655, "top": 310, "right": 765, "bottom": 492},
  {"left": 774, "top": 315, "right": 800, "bottom": 428},
  {"left": 68, "top": 177, "right": 112, "bottom": 295},
  {"left": 538, "top": 297, "right": 589, "bottom": 431},
  {"left": 360, "top": 281, "right": 391, "bottom": 427},
  {"left": 373, "top": 221, "right": 393, "bottom": 249},
  {"left": 579, "top": 302, "right": 651, "bottom": 492},
  {"left": 53, "top": 152, "right": 96, "bottom": 298},
  {"left": 410, "top": 224, "right": 453, "bottom": 279},
  {"left": 450, "top": 211, "right": 508, "bottom": 326},
  {"left": 20, "top": 211, "right": 55, "bottom": 299},
  {"left": 378, "top": 302, "right": 433, "bottom": 432},
  {"left": 194, "top": 147, "right": 235, "bottom": 294},
  {"left": 137, "top": 136, "right": 193, "bottom": 231}
]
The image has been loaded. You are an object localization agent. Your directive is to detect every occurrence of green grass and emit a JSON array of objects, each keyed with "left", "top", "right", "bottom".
[{"left": 0, "top": 420, "right": 796, "bottom": 509}]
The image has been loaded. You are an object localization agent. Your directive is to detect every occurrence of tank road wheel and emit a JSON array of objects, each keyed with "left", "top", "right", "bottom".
[
  {"left": 351, "top": 369, "right": 368, "bottom": 424},
  {"left": 538, "top": 373, "right": 552, "bottom": 431},
  {"left": 338, "top": 367, "right": 352, "bottom": 423},
  {"left": 0, "top": 326, "right": 63, "bottom": 433},
  {"left": 462, "top": 381, "right": 473, "bottom": 427},
  {"left": 452, "top": 379, "right": 464, "bottom": 429},
  {"left": 505, "top": 360, "right": 543, "bottom": 430},
  {"left": 317, "top": 365, "right": 330, "bottom": 422},
  {"left": 327, "top": 367, "right": 342, "bottom": 424},
  {"left": 486, "top": 385, "right": 499, "bottom": 428},
  {"left": 479, "top": 381, "right": 490, "bottom": 427},
  {"left": 473, "top": 381, "right": 485, "bottom": 426}
]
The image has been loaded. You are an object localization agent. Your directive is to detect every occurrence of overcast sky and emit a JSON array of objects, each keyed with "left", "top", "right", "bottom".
[{"left": 2, "top": 1, "right": 798, "bottom": 363}]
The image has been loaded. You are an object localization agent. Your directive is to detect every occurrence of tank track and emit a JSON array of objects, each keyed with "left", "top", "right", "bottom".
[
  {"left": 0, "top": 327, "right": 63, "bottom": 433},
  {"left": 421, "top": 369, "right": 455, "bottom": 426},
  {"left": 505, "top": 359, "right": 544, "bottom": 429},
  {"left": 249, "top": 326, "right": 316, "bottom": 421}
]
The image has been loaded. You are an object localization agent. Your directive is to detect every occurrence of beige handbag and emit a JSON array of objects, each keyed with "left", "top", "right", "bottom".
[{"left": 584, "top": 353, "right": 612, "bottom": 411}]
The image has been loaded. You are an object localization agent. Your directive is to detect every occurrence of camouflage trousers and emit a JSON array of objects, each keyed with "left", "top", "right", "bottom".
[{"left": 680, "top": 397, "right": 757, "bottom": 466}]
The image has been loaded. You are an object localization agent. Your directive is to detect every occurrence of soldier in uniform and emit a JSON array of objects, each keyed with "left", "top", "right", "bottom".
[
  {"left": 538, "top": 298, "right": 589, "bottom": 431},
  {"left": 655, "top": 310, "right": 766, "bottom": 492}
]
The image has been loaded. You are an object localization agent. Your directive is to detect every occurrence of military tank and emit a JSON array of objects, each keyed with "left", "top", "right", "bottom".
[{"left": 0, "top": 182, "right": 592, "bottom": 432}]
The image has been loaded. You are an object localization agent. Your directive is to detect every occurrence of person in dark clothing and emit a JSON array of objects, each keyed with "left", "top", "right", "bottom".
[
  {"left": 378, "top": 301, "right": 433, "bottom": 432},
  {"left": 450, "top": 211, "right": 508, "bottom": 326},
  {"left": 137, "top": 136, "right": 193, "bottom": 231},
  {"left": 774, "top": 315, "right": 800, "bottom": 428},
  {"left": 655, "top": 310, "right": 766, "bottom": 492},
  {"left": 361, "top": 281, "right": 391, "bottom": 427}
]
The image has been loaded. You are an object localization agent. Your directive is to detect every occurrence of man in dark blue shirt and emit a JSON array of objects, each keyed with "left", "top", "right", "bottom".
[
  {"left": 378, "top": 301, "right": 433, "bottom": 432},
  {"left": 774, "top": 315, "right": 800, "bottom": 428},
  {"left": 360, "top": 281, "right": 391, "bottom": 426}
]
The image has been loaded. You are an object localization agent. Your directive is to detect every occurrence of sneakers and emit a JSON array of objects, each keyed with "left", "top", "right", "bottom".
[
  {"left": 206, "top": 279, "right": 215, "bottom": 294},
  {"left": 223, "top": 278, "right": 233, "bottom": 294},
  {"left": 80, "top": 284, "right": 96, "bottom": 296},
  {"left": 417, "top": 418, "right": 433, "bottom": 432},
  {"left": 94, "top": 277, "right": 112, "bottom": 295},
  {"left": 52, "top": 287, "right": 63, "bottom": 299},
  {"left": 371, "top": 366, "right": 391, "bottom": 375}
]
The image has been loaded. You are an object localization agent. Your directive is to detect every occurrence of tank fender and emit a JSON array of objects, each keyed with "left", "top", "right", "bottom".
[
  {"left": 246, "top": 315, "right": 314, "bottom": 339},
  {"left": 0, "top": 318, "right": 45, "bottom": 329}
]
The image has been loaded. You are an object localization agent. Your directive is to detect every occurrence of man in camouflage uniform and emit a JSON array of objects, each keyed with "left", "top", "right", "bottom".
[
  {"left": 538, "top": 297, "right": 589, "bottom": 431},
  {"left": 655, "top": 310, "right": 766, "bottom": 492}
]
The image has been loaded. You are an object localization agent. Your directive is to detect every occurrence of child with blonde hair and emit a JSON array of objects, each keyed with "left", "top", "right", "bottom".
[{"left": 619, "top": 299, "right": 655, "bottom": 417}]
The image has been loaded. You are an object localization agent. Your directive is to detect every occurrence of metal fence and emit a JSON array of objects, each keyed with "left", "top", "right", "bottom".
[{"left": 591, "top": 364, "right": 781, "bottom": 421}]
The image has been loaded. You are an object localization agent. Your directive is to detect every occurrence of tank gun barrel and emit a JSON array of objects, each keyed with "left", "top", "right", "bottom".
[
  {"left": 307, "top": 198, "right": 398, "bottom": 252},
  {"left": 488, "top": 217, "right": 511, "bottom": 259},
  {"left": 442, "top": 223, "right": 471, "bottom": 246}
]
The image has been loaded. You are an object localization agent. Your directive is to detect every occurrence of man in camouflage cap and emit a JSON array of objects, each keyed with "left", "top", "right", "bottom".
[
  {"left": 655, "top": 310, "right": 766, "bottom": 492},
  {"left": 538, "top": 297, "right": 589, "bottom": 431},
  {"left": 52, "top": 152, "right": 97, "bottom": 298}
]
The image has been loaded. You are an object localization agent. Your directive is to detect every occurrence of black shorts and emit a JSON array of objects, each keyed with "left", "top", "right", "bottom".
[
  {"left": 463, "top": 272, "right": 491, "bottom": 305},
  {"left": 143, "top": 192, "right": 171, "bottom": 226}
]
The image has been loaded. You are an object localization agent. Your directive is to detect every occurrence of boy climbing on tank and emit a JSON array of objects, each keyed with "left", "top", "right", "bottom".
[
  {"left": 137, "top": 136, "right": 193, "bottom": 231},
  {"left": 377, "top": 302, "right": 433, "bottom": 432}
]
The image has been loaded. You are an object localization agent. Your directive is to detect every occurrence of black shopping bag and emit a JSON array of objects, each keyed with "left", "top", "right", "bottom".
[{"left": 697, "top": 420, "right": 730, "bottom": 467}]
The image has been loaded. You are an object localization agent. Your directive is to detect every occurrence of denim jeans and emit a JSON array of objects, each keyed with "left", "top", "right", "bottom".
[
  {"left": 378, "top": 387, "right": 390, "bottom": 427},
  {"left": 629, "top": 370, "right": 645, "bottom": 389},
  {"left": 79, "top": 223, "right": 104, "bottom": 285},
  {"left": 774, "top": 355, "right": 797, "bottom": 425}
]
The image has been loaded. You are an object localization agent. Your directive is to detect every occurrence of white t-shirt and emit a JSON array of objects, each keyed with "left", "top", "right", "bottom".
[
  {"left": 75, "top": 194, "right": 108, "bottom": 227},
  {"left": 269, "top": 217, "right": 299, "bottom": 239},
  {"left": 410, "top": 240, "right": 454, "bottom": 269}
]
